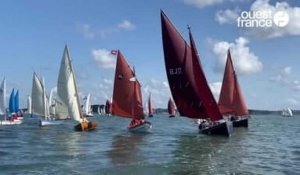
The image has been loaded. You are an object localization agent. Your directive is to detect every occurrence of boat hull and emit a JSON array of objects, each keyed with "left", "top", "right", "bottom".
[
  {"left": 74, "top": 121, "right": 97, "bottom": 131},
  {"left": 200, "top": 121, "right": 233, "bottom": 137},
  {"left": 39, "top": 119, "right": 64, "bottom": 126},
  {"left": 169, "top": 115, "right": 175, "bottom": 118},
  {"left": 148, "top": 114, "right": 153, "bottom": 118},
  {"left": 128, "top": 121, "right": 152, "bottom": 133},
  {"left": 0, "top": 119, "right": 22, "bottom": 125},
  {"left": 233, "top": 118, "right": 248, "bottom": 127}
]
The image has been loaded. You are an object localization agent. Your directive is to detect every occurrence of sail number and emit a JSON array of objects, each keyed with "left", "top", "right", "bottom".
[{"left": 169, "top": 68, "right": 182, "bottom": 75}]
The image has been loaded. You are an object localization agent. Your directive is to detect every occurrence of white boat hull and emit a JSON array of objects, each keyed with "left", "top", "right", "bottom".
[
  {"left": 0, "top": 119, "right": 23, "bottom": 125},
  {"left": 128, "top": 122, "right": 152, "bottom": 133},
  {"left": 40, "top": 119, "right": 64, "bottom": 126}
]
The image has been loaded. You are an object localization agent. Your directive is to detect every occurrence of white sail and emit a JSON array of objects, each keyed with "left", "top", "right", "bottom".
[
  {"left": 0, "top": 78, "right": 6, "bottom": 115},
  {"left": 31, "top": 73, "right": 45, "bottom": 117},
  {"left": 27, "top": 95, "right": 32, "bottom": 114},
  {"left": 83, "top": 94, "right": 91, "bottom": 114},
  {"left": 48, "top": 87, "right": 69, "bottom": 120},
  {"left": 57, "top": 45, "right": 82, "bottom": 122}
]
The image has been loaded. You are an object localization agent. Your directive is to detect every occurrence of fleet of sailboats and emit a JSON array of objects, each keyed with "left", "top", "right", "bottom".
[
  {"left": 57, "top": 45, "right": 97, "bottom": 131},
  {"left": 218, "top": 50, "right": 249, "bottom": 127},
  {"left": 161, "top": 11, "right": 233, "bottom": 136},
  {"left": 111, "top": 50, "right": 152, "bottom": 133},
  {"left": 0, "top": 79, "right": 23, "bottom": 125}
]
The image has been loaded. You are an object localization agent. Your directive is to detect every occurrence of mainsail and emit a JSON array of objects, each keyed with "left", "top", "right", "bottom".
[
  {"left": 9, "top": 89, "right": 15, "bottom": 114},
  {"left": 218, "top": 50, "right": 249, "bottom": 116},
  {"left": 0, "top": 78, "right": 6, "bottom": 115},
  {"left": 112, "top": 50, "right": 144, "bottom": 119},
  {"left": 57, "top": 45, "right": 82, "bottom": 122},
  {"left": 31, "top": 73, "right": 46, "bottom": 117},
  {"left": 148, "top": 93, "right": 153, "bottom": 115},
  {"left": 161, "top": 11, "right": 223, "bottom": 121},
  {"left": 168, "top": 98, "right": 175, "bottom": 116}
]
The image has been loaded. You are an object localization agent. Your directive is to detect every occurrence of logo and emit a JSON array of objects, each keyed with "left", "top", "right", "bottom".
[
  {"left": 273, "top": 11, "right": 289, "bottom": 27},
  {"left": 237, "top": 10, "right": 289, "bottom": 28}
]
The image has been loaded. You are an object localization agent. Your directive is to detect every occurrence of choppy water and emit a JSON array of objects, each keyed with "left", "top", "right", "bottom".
[{"left": 0, "top": 115, "right": 300, "bottom": 175}]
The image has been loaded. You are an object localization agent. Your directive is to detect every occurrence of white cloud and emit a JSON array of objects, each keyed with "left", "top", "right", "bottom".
[
  {"left": 270, "top": 66, "right": 292, "bottom": 85},
  {"left": 117, "top": 20, "right": 136, "bottom": 30},
  {"left": 78, "top": 24, "right": 95, "bottom": 39},
  {"left": 269, "top": 66, "right": 300, "bottom": 91},
  {"left": 182, "top": 0, "right": 223, "bottom": 8},
  {"left": 215, "top": 9, "right": 240, "bottom": 24},
  {"left": 209, "top": 82, "right": 222, "bottom": 101},
  {"left": 78, "top": 19, "right": 136, "bottom": 39},
  {"left": 212, "top": 37, "right": 263, "bottom": 74},
  {"left": 142, "top": 78, "right": 172, "bottom": 108},
  {"left": 92, "top": 49, "right": 116, "bottom": 69}
]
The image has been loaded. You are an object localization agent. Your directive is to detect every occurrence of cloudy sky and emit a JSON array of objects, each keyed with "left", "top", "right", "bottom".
[{"left": 1, "top": 0, "right": 300, "bottom": 110}]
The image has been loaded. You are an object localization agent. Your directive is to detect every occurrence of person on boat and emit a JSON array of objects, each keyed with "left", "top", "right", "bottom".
[{"left": 129, "top": 119, "right": 144, "bottom": 128}]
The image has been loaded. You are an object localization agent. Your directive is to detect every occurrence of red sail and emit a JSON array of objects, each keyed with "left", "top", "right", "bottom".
[
  {"left": 161, "top": 11, "right": 223, "bottom": 121},
  {"left": 148, "top": 93, "right": 153, "bottom": 115},
  {"left": 218, "top": 50, "right": 249, "bottom": 116},
  {"left": 168, "top": 98, "right": 175, "bottom": 115},
  {"left": 105, "top": 99, "right": 112, "bottom": 114},
  {"left": 112, "top": 50, "right": 144, "bottom": 119}
]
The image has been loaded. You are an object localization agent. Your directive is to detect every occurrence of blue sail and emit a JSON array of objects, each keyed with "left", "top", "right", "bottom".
[
  {"left": 15, "top": 90, "right": 19, "bottom": 112},
  {"left": 9, "top": 89, "right": 15, "bottom": 113}
]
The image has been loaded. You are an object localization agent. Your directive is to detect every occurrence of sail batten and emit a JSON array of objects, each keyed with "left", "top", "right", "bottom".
[
  {"left": 112, "top": 50, "right": 144, "bottom": 119},
  {"left": 218, "top": 50, "right": 249, "bottom": 116},
  {"left": 161, "top": 11, "right": 222, "bottom": 121}
]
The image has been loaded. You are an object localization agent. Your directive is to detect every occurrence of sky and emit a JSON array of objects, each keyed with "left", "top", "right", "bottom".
[{"left": 1, "top": 0, "right": 300, "bottom": 110}]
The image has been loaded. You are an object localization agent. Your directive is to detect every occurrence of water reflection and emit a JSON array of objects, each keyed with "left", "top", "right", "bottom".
[{"left": 108, "top": 133, "right": 145, "bottom": 166}]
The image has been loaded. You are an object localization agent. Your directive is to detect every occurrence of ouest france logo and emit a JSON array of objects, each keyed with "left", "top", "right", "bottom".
[{"left": 237, "top": 10, "right": 289, "bottom": 28}]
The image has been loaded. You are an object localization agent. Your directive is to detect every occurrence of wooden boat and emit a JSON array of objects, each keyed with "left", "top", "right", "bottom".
[
  {"left": 161, "top": 11, "right": 232, "bottom": 137},
  {"left": 167, "top": 98, "right": 176, "bottom": 118},
  {"left": 0, "top": 79, "right": 22, "bottom": 125},
  {"left": 57, "top": 45, "right": 97, "bottom": 131},
  {"left": 148, "top": 93, "right": 154, "bottom": 117},
  {"left": 218, "top": 50, "right": 249, "bottom": 127},
  {"left": 111, "top": 50, "right": 152, "bottom": 133}
]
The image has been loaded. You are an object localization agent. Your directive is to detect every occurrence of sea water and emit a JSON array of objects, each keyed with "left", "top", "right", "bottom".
[{"left": 0, "top": 115, "right": 299, "bottom": 175}]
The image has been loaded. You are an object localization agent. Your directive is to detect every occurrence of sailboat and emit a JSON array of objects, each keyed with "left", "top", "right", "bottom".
[
  {"left": 281, "top": 108, "right": 293, "bottom": 117},
  {"left": 161, "top": 11, "right": 233, "bottom": 136},
  {"left": 8, "top": 89, "right": 23, "bottom": 122},
  {"left": 218, "top": 50, "right": 249, "bottom": 127},
  {"left": 27, "top": 95, "right": 32, "bottom": 115},
  {"left": 148, "top": 93, "right": 154, "bottom": 117},
  {"left": 31, "top": 72, "right": 64, "bottom": 126},
  {"left": 82, "top": 94, "right": 94, "bottom": 117},
  {"left": 105, "top": 99, "right": 112, "bottom": 116},
  {"left": 57, "top": 45, "right": 97, "bottom": 131},
  {"left": 0, "top": 79, "right": 22, "bottom": 125},
  {"left": 168, "top": 98, "right": 176, "bottom": 118},
  {"left": 111, "top": 50, "right": 152, "bottom": 133}
]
